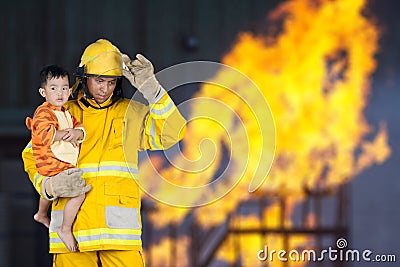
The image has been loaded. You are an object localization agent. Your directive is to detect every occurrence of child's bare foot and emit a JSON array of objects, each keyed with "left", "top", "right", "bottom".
[
  {"left": 57, "top": 228, "right": 79, "bottom": 252},
  {"left": 33, "top": 213, "right": 50, "bottom": 228}
]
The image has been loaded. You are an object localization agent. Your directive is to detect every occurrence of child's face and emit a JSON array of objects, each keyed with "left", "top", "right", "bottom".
[{"left": 39, "top": 76, "right": 71, "bottom": 109}]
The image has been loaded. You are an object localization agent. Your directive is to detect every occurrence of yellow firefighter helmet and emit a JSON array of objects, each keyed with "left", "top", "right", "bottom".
[{"left": 79, "top": 39, "right": 123, "bottom": 77}]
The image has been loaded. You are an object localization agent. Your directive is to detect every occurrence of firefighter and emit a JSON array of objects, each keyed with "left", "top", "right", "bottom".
[{"left": 22, "top": 39, "right": 186, "bottom": 266}]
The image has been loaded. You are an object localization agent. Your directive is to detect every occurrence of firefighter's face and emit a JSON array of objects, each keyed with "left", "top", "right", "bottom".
[{"left": 86, "top": 76, "right": 117, "bottom": 103}]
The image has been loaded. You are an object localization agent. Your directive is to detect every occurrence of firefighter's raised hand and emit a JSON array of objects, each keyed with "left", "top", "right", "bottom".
[
  {"left": 44, "top": 168, "right": 91, "bottom": 199},
  {"left": 122, "top": 53, "right": 162, "bottom": 103}
]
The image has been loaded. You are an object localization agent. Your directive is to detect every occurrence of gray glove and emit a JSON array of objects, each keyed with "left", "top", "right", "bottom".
[
  {"left": 44, "top": 168, "right": 91, "bottom": 199},
  {"left": 122, "top": 53, "right": 162, "bottom": 103}
]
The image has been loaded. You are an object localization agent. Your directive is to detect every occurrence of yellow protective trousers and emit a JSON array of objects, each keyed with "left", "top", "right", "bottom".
[{"left": 53, "top": 250, "right": 144, "bottom": 267}]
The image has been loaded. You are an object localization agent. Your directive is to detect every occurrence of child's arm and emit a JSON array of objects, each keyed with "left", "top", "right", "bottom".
[
  {"left": 62, "top": 128, "right": 85, "bottom": 147},
  {"left": 68, "top": 112, "right": 86, "bottom": 147},
  {"left": 54, "top": 130, "right": 68, "bottom": 142}
]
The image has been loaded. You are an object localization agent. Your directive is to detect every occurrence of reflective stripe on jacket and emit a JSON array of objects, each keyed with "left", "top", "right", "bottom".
[{"left": 22, "top": 90, "right": 186, "bottom": 253}]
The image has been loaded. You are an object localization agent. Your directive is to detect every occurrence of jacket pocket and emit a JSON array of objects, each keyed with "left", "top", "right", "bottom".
[
  {"left": 105, "top": 206, "right": 140, "bottom": 229},
  {"left": 104, "top": 183, "right": 140, "bottom": 229}
]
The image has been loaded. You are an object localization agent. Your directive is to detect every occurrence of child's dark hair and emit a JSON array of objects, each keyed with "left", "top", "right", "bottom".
[{"left": 40, "top": 65, "right": 69, "bottom": 87}]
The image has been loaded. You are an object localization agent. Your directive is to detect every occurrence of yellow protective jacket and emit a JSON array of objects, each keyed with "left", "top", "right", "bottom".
[{"left": 22, "top": 90, "right": 186, "bottom": 253}]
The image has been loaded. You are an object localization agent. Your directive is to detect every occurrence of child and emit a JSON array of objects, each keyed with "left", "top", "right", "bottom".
[{"left": 26, "top": 65, "right": 86, "bottom": 252}]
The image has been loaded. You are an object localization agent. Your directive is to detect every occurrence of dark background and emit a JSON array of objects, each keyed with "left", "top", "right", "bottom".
[{"left": 0, "top": 0, "right": 398, "bottom": 266}]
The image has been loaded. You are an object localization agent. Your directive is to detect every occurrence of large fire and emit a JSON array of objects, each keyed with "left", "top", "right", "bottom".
[{"left": 139, "top": 0, "right": 391, "bottom": 266}]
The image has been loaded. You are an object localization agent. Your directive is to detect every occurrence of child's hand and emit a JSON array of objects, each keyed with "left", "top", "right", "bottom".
[
  {"left": 54, "top": 130, "right": 68, "bottom": 142},
  {"left": 63, "top": 128, "right": 84, "bottom": 147}
]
